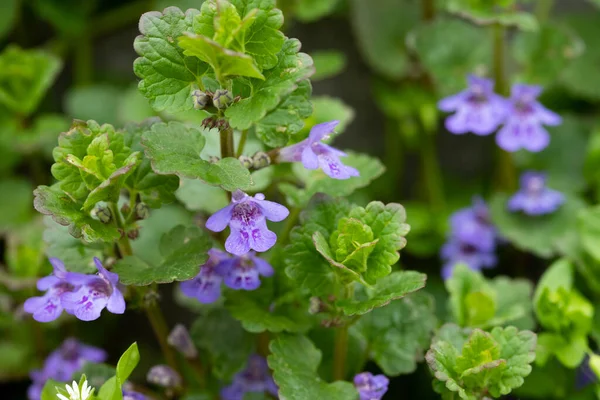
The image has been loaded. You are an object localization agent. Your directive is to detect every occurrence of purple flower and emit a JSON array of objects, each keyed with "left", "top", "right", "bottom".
[
  {"left": 206, "top": 190, "right": 289, "bottom": 256},
  {"left": 221, "top": 355, "right": 278, "bottom": 400},
  {"left": 180, "top": 249, "right": 228, "bottom": 304},
  {"left": 508, "top": 171, "right": 565, "bottom": 216},
  {"left": 147, "top": 365, "right": 182, "bottom": 388},
  {"left": 167, "top": 324, "right": 198, "bottom": 359},
  {"left": 440, "top": 239, "right": 497, "bottom": 280},
  {"left": 23, "top": 258, "right": 89, "bottom": 323},
  {"left": 216, "top": 252, "right": 274, "bottom": 291},
  {"left": 61, "top": 258, "right": 126, "bottom": 321},
  {"left": 449, "top": 197, "right": 496, "bottom": 252},
  {"left": 123, "top": 390, "right": 147, "bottom": 400},
  {"left": 576, "top": 355, "right": 598, "bottom": 390},
  {"left": 354, "top": 372, "right": 389, "bottom": 400},
  {"left": 496, "top": 84, "right": 561, "bottom": 152},
  {"left": 278, "top": 120, "right": 359, "bottom": 180},
  {"left": 438, "top": 75, "right": 508, "bottom": 136},
  {"left": 28, "top": 338, "right": 107, "bottom": 400}
]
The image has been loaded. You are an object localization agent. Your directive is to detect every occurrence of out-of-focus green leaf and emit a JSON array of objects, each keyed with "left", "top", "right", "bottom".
[
  {"left": 294, "top": 0, "right": 340, "bottom": 22},
  {"left": 445, "top": 0, "right": 538, "bottom": 31},
  {"left": 0, "top": 0, "right": 19, "bottom": 40},
  {"left": 349, "top": 0, "right": 418, "bottom": 79},
  {"left": 6, "top": 218, "right": 47, "bottom": 278},
  {"left": 32, "top": 0, "right": 93, "bottom": 35},
  {"left": 561, "top": 15, "right": 600, "bottom": 100},
  {"left": 0, "top": 179, "right": 33, "bottom": 231},
  {"left": 311, "top": 50, "right": 347, "bottom": 80},
  {"left": 0, "top": 45, "right": 62, "bottom": 116},
  {"left": 65, "top": 85, "right": 122, "bottom": 125}
]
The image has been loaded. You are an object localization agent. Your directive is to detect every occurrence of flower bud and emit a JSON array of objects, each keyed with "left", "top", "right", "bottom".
[
  {"left": 147, "top": 365, "right": 182, "bottom": 388},
  {"left": 308, "top": 297, "right": 321, "bottom": 314},
  {"left": 135, "top": 202, "right": 149, "bottom": 220},
  {"left": 208, "top": 155, "right": 220, "bottom": 164},
  {"left": 252, "top": 151, "right": 271, "bottom": 169},
  {"left": 167, "top": 324, "right": 198, "bottom": 359},
  {"left": 91, "top": 205, "right": 112, "bottom": 224},
  {"left": 238, "top": 155, "right": 253, "bottom": 169},
  {"left": 192, "top": 90, "right": 210, "bottom": 110},
  {"left": 127, "top": 229, "right": 140, "bottom": 240},
  {"left": 212, "top": 89, "right": 233, "bottom": 109}
]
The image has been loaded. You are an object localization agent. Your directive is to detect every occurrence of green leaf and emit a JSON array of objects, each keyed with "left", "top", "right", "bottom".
[
  {"left": 190, "top": 308, "right": 254, "bottom": 380},
  {"left": 254, "top": 79, "right": 312, "bottom": 147},
  {"left": 178, "top": 33, "right": 264, "bottom": 80},
  {"left": 65, "top": 84, "right": 122, "bottom": 124},
  {"left": 336, "top": 271, "right": 427, "bottom": 316},
  {"left": 98, "top": 376, "right": 122, "bottom": 400},
  {"left": 285, "top": 197, "right": 353, "bottom": 296},
  {"left": 141, "top": 121, "right": 252, "bottom": 191},
  {"left": 445, "top": 0, "right": 538, "bottom": 31},
  {"left": 34, "top": 185, "right": 120, "bottom": 243},
  {"left": 427, "top": 325, "right": 536, "bottom": 399},
  {"left": 268, "top": 335, "right": 358, "bottom": 400},
  {"left": 0, "top": 45, "right": 62, "bottom": 115},
  {"left": 0, "top": 0, "right": 18, "bottom": 40},
  {"left": 0, "top": 179, "right": 33, "bottom": 231},
  {"left": 279, "top": 152, "right": 385, "bottom": 208},
  {"left": 311, "top": 50, "right": 347, "bottom": 80},
  {"left": 294, "top": 0, "right": 340, "bottom": 22},
  {"left": 5, "top": 219, "right": 46, "bottom": 278},
  {"left": 578, "top": 206, "right": 600, "bottom": 263},
  {"left": 349, "top": 0, "right": 418, "bottom": 79},
  {"left": 40, "top": 379, "right": 63, "bottom": 400},
  {"left": 225, "top": 38, "right": 314, "bottom": 130},
  {"left": 490, "top": 192, "right": 585, "bottom": 258},
  {"left": 352, "top": 292, "right": 437, "bottom": 375},
  {"left": 76, "top": 362, "right": 116, "bottom": 390},
  {"left": 116, "top": 342, "right": 140, "bottom": 383},
  {"left": 134, "top": 7, "right": 208, "bottom": 113},
  {"left": 412, "top": 18, "right": 492, "bottom": 96},
  {"left": 113, "top": 225, "right": 212, "bottom": 285},
  {"left": 226, "top": 287, "right": 312, "bottom": 333},
  {"left": 512, "top": 23, "right": 583, "bottom": 85}
]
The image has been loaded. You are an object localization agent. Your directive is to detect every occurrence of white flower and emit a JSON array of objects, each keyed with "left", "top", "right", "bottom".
[{"left": 57, "top": 380, "right": 94, "bottom": 400}]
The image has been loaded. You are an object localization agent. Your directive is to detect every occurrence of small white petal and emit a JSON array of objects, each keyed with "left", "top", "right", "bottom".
[{"left": 57, "top": 394, "right": 69, "bottom": 400}]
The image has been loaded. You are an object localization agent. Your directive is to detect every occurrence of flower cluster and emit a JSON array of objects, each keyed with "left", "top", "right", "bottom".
[
  {"left": 57, "top": 380, "right": 94, "bottom": 400},
  {"left": 353, "top": 372, "right": 389, "bottom": 400},
  {"left": 508, "top": 171, "right": 565, "bottom": 216},
  {"left": 278, "top": 120, "right": 360, "bottom": 180},
  {"left": 440, "top": 197, "right": 498, "bottom": 279},
  {"left": 28, "top": 338, "right": 106, "bottom": 400},
  {"left": 439, "top": 75, "right": 561, "bottom": 152},
  {"left": 24, "top": 257, "right": 125, "bottom": 322},
  {"left": 180, "top": 249, "right": 274, "bottom": 303},
  {"left": 220, "top": 355, "right": 278, "bottom": 400}
]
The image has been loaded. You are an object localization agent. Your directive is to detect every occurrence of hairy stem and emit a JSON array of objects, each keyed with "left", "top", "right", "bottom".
[
  {"left": 492, "top": 23, "right": 516, "bottom": 191},
  {"left": 221, "top": 125, "right": 235, "bottom": 200},
  {"left": 236, "top": 129, "right": 248, "bottom": 158},
  {"left": 332, "top": 325, "right": 349, "bottom": 381},
  {"left": 257, "top": 331, "right": 271, "bottom": 357}
]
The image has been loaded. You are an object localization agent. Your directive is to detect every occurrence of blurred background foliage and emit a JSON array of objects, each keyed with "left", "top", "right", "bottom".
[{"left": 2, "top": 0, "right": 600, "bottom": 399}]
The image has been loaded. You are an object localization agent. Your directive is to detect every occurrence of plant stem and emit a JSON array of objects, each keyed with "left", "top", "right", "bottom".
[
  {"left": 221, "top": 125, "right": 235, "bottom": 200},
  {"left": 110, "top": 204, "right": 133, "bottom": 257},
  {"left": 145, "top": 300, "right": 181, "bottom": 374},
  {"left": 422, "top": 0, "right": 435, "bottom": 21},
  {"left": 421, "top": 128, "right": 445, "bottom": 212},
  {"left": 535, "top": 0, "right": 555, "bottom": 22},
  {"left": 278, "top": 207, "right": 300, "bottom": 245},
  {"left": 236, "top": 129, "right": 248, "bottom": 158},
  {"left": 492, "top": 23, "right": 516, "bottom": 192},
  {"left": 257, "top": 331, "right": 271, "bottom": 357},
  {"left": 332, "top": 325, "right": 349, "bottom": 381}
]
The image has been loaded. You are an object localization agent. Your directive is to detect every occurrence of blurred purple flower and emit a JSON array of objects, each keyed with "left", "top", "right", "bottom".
[
  {"left": 354, "top": 372, "right": 389, "bottom": 400},
  {"left": 180, "top": 249, "right": 229, "bottom": 304},
  {"left": 438, "top": 75, "right": 508, "bottom": 136},
  {"left": 28, "top": 338, "right": 107, "bottom": 400},
  {"left": 147, "top": 365, "right": 182, "bottom": 388},
  {"left": 278, "top": 120, "right": 359, "bottom": 180},
  {"left": 23, "top": 258, "right": 89, "bottom": 323},
  {"left": 123, "top": 390, "right": 147, "bottom": 400},
  {"left": 167, "top": 324, "right": 198, "bottom": 359},
  {"left": 216, "top": 252, "right": 274, "bottom": 291},
  {"left": 440, "top": 239, "right": 497, "bottom": 280},
  {"left": 61, "top": 258, "right": 126, "bottom": 321},
  {"left": 508, "top": 171, "right": 565, "bottom": 216},
  {"left": 206, "top": 190, "right": 289, "bottom": 256},
  {"left": 449, "top": 197, "right": 496, "bottom": 252},
  {"left": 221, "top": 355, "right": 278, "bottom": 400},
  {"left": 496, "top": 84, "right": 561, "bottom": 152}
]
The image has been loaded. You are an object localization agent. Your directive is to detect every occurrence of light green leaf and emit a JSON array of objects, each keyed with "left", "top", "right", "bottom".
[
  {"left": 311, "top": 50, "right": 347, "bottom": 80},
  {"left": 352, "top": 292, "right": 437, "bottom": 376},
  {"left": 295, "top": 0, "right": 340, "bottom": 22},
  {"left": 179, "top": 33, "right": 264, "bottom": 80},
  {"left": 33, "top": 185, "right": 120, "bottom": 243},
  {"left": 190, "top": 308, "right": 254, "bottom": 380},
  {"left": 446, "top": 264, "right": 496, "bottom": 327},
  {"left": 40, "top": 379, "right": 63, "bottom": 400},
  {"left": 268, "top": 335, "right": 358, "bottom": 400},
  {"left": 412, "top": 18, "right": 492, "bottom": 96},
  {"left": 349, "top": 0, "right": 418, "bottom": 79},
  {"left": 490, "top": 193, "right": 585, "bottom": 258},
  {"left": 225, "top": 38, "right": 314, "bottom": 130},
  {"left": 578, "top": 206, "right": 600, "bottom": 263},
  {"left": 133, "top": 7, "right": 208, "bottom": 113},
  {"left": 336, "top": 271, "right": 426, "bottom": 316},
  {"left": 141, "top": 121, "right": 252, "bottom": 191},
  {"left": 0, "top": 45, "right": 62, "bottom": 115},
  {"left": 279, "top": 152, "right": 385, "bottom": 208},
  {"left": 65, "top": 84, "right": 122, "bottom": 124},
  {"left": 5, "top": 219, "right": 47, "bottom": 278},
  {"left": 113, "top": 225, "right": 212, "bottom": 285},
  {"left": 116, "top": 342, "right": 140, "bottom": 383},
  {"left": 176, "top": 178, "right": 229, "bottom": 214},
  {"left": 98, "top": 376, "right": 122, "bottom": 400}
]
